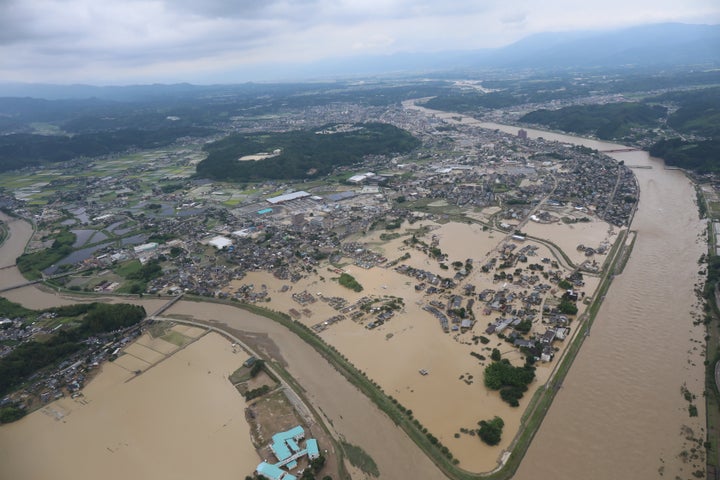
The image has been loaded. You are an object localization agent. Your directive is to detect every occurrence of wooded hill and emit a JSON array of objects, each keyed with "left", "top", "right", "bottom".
[
  {"left": 196, "top": 122, "right": 420, "bottom": 181},
  {"left": 520, "top": 103, "right": 667, "bottom": 140}
]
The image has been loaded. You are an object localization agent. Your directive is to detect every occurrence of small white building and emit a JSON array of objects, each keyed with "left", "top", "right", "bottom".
[
  {"left": 347, "top": 172, "right": 375, "bottom": 184},
  {"left": 134, "top": 242, "right": 158, "bottom": 254},
  {"left": 208, "top": 236, "right": 232, "bottom": 249}
]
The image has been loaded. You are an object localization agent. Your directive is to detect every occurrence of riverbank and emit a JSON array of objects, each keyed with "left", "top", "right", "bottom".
[{"left": 1, "top": 106, "right": 708, "bottom": 478}]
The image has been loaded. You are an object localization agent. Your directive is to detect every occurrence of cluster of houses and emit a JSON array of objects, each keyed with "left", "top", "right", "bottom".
[{"left": 1, "top": 317, "right": 143, "bottom": 412}]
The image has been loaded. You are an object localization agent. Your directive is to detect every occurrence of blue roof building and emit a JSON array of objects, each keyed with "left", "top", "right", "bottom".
[
  {"left": 306, "top": 438, "right": 319, "bottom": 460},
  {"left": 256, "top": 426, "right": 319, "bottom": 479},
  {"left": 270, "top": 425, "right": 305, "bottom": 462},
  {"left": 256, "top": 462, "right": 297, "bottom": 480}
]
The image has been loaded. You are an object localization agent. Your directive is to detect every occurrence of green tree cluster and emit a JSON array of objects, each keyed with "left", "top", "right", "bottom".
[
  {"left": 520, "top": 102, "right": 667, "bottom": 140},
  {"left": 16, "top": 229, "right": 76, "bottom": 279},
  {"left": 0, "top": 404, "right": 26, "bottom": 424},
  {"left": 0, "top": 127, "right": 214, "bottom": 173},
  {"left": 250, "top": 359, "right": 265, "bottom": 378},
  {"left": 649, "top": 139, "right": 720, "bottom": 174},
  {"left": 558, "top": 299, "right": 578, "bottom": 315},
  {"left": 127, "top": 259, "right": 163, "bottom": 282},
  {"left": 0, "top": 297, "right": 33, "bottom": 318},
  {"left": 478, "top": 416, "right": 505, "bottom": 446},
  {"left": 514, "top": 319, "right": 532, "bottom": 334},
  {"left": 484, "top": 359, "right": 536, "bottom": 407},
  {"left": 338, "top": 273, "right": 363, "bottom": 292},
  {"left": 244, "top": 384, "right": 270, "bottom": 400}
]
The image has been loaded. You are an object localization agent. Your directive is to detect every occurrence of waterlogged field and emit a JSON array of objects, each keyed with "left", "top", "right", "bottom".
[{"left": 0, "top": 333, "right": 259, "bottom": 480}]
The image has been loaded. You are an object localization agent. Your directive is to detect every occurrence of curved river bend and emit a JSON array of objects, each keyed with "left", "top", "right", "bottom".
[
  {"left": 480, "top": 122, "right": 707, "bottom": 480},
  {"left": 0, "top": 116, "right": 709, "bottom": 479}
]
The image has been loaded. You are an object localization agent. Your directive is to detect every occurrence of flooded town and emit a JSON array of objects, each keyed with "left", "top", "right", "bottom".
[{"left": 0, "top": 75, "right": 716, "bottom": 480}]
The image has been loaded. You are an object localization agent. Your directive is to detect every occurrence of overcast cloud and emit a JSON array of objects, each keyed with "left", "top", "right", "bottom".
[{"left": 0, "top": 0, "right": 718, "bottom": 84}]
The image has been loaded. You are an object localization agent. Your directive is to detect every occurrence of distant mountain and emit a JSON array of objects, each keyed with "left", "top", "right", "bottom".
[
  {"left": 486, "top": 23, "right": 720, "bottom": 68},
  {"left": 0, "top": 23, "right": 717, "bottom": 98},
  {"left": 0, "top": 83, "right": 218, "bottom": 101},
  {"left": 267, "top": 23, "right": 720, "bottom": 80},
  {"left": 293, "top": 23, "right": 720, "bottom": 78}
]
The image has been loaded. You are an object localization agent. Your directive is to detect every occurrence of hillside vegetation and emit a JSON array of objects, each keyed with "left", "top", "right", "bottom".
[
  {"left": 648, "top": 87, "right": 720, "bottom": 172},
  {"left": 196, "top": 122, "right": 419, "bottom": 181},
  {"left": 520, "top": 103, "right": 667, "bottom": 140},
  {"left": 0, "top": 127, "right": 214, "bottom": 173}
]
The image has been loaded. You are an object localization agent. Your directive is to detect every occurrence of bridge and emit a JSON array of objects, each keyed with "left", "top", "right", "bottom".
[
  {"left": 0, "top": 269, "right": 91, "bottom": 294},
  {"left": 147, "top": 293, "right": 184, "bottom": 318},
  {"left": 599, "top": 148, "right": 640, "bottom": 153},
  {"left": 0, "top": 278, "right": 44, "bottom": 293}
]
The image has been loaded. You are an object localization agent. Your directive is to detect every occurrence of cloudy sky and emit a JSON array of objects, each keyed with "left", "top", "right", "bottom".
[{"left": 1, "top": 0, "right": 718, "bottom": 85}]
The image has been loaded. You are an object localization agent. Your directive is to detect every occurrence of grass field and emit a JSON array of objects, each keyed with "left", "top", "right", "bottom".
[
  {"left": 160, "top": 330, "right": 193, "bottom": 347},
  {"left": 340, "top": 441, "right": 380, "bottom": 477},
  {"left": 114, "top": 259, "right": 143, "bottom": 278}
]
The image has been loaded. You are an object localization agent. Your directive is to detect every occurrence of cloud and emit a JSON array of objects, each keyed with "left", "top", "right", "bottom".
[
  {"left": 501, "top": 12, "right": 527, "bottom": 25},
  {"left": 0, "top": 0, "right": 718, "bottom": 83}
]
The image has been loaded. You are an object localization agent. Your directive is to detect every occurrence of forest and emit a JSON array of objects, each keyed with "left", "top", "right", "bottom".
[
  {"left": 196, "top": 122, "right": 420, "bottom": 181},
  {"left": 520, "top": 103, "right": 667, "bottom": 140},
  {"left": 0, "top": 126, "right": 215, "bottom": 173},
  {"left": 649, "top": 139, "right": 720, "bottom": 173}
]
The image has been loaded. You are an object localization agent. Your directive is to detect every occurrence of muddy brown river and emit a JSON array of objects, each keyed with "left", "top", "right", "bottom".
[
  {"left": 0, "top": 114, "right": 708, "bottom": 479},
  {"left": 479, "top": 123, "right": 708, "bottom": 480}
]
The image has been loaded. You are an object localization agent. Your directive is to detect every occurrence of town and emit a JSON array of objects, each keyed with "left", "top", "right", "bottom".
[{"left": 0, "top": 96, "right": 638, "bottom": 420}]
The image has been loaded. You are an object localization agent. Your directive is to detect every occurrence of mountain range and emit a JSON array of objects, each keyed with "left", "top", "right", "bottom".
[{"left": 0, "top": 23, "right": 718, "bottom": 99}]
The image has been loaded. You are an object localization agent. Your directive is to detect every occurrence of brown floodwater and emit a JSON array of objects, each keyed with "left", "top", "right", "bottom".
[
  {"left": 0, "top": 109, "right": 709, "bottom": 479},
  {"left": 477, "top": 123, "right": 708, "bottom": 480},
  {"left": 0, "top": 213, "right": 34, "bottom": 286},
  {"left": 0, "top": 333, "right": 260, "bottom": 480},
  {"left": 0, "top": 213, "right": 447, "bottom": 480}
]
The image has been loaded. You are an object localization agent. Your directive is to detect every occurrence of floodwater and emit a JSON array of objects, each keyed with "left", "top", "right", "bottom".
[
  {"left": 0, "top": 212, "right": 447, "bottom": 480},
  {"left": 477, "top": 123, "right": 708, "bottom": 480},
  {"left": 71, "top": 229, "right": 96, "bottom": 247},
  {"left": 165, "top": 301, "right": 448, "bottom": 480},
  {"left": 44, "top": 241, "right": 115, "bottom": 275},
  {"left": 229, "top": 218, "right": 600, "bottom": 471},
  {"left": 0, "top": 108, "right": 709, "bottom": 479},
  {"left": 0, "top": 333, "right": 259, "bottom": 480}
]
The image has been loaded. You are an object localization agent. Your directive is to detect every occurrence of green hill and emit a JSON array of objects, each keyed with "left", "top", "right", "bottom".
[{"left": 196, "top": 122, "right": 419, "bottom": 181}]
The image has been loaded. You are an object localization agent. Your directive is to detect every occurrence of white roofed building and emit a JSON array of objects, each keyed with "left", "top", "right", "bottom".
[
  {"left": 208, "top": 236, "right": 232, "bottom": 249},
  {"left": 266, "top": 191, "right": 310, "bottom": 204},
  {"left": 347, "top": 172, "right": 375, "bottom": 184}
]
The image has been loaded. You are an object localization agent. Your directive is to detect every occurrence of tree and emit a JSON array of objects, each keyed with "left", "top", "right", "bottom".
[
  {"left": 0, "top": 404, "right": 26, "bottom": 423},
  {"left": 514, "top": 319, "right": 532, "bottom": 334},
  {"left": 491, "top": 348, "right": 501, "bottom": 361},
  {"left": 483, "top": 359, "right": 536, "bottom": 406},
  {"left": 558, "top": 299, "right": 578, "bottom": 315},
  {"left": 310, "top": 454, "right": 326, "bottom": 472},
  {"left": 478, "top": 416, "right": 504, "bottom": 446}
]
